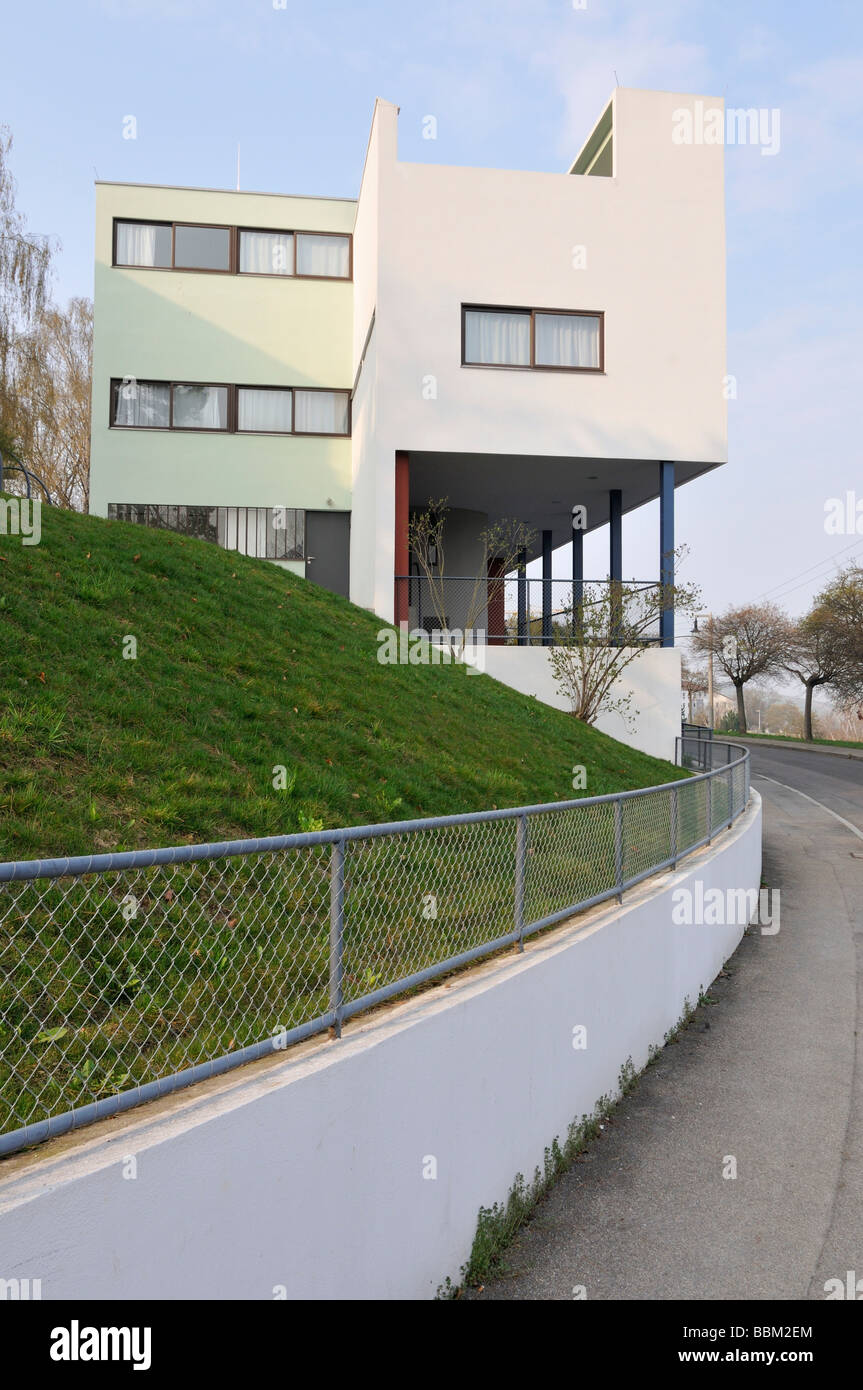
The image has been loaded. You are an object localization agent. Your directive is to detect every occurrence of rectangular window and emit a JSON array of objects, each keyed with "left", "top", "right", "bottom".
[
  {"left": 115, "top": 221, "right": 172, "bottom": 268},
  {"left": 464, "top": 309, "right": 531, "bottom": 366},
  {"left": 112, "top": 380, "right": 171, "bottom": 428},
  {"left": 294, "top": 389, "right": 350, "bottom": 435},
  {"left": 110, "top": 381, "right": 351, "bottom": 434},
  {"left": 462, "top": 305, "right": 604, "bottom": 372},
  {"left": 295, "top": 232, "right": 350, "bottom": 278},
  {"left": 239, "top": 230, "right": 294, "bottom": 276},
  {"left": 173, "top": 224, "right": 232, "bottom": 272},
  {"left": 535, "top": 312, "right": 601, "bottom": 369},
  {"left": 237, "top": 387, "right": 293, "bottom": 433},
  {"left": 113, "top": 220, "right": 352, "bottom": 278},
  {"left": 108, "top": 503, "right": 304, "bottom": 561},
  {"left": 172, "top": 384, "right": 229, "bottom": 430}
]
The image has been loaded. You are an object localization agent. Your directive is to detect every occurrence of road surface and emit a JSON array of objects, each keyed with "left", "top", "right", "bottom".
[{"left": 467, "top": 743, "right": 863, "bottom": 1300}]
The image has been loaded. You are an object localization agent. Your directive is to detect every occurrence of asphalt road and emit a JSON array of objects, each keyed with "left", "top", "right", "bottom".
[{"left": 467, "top": 743, "right": 863, "bottom": 1300}]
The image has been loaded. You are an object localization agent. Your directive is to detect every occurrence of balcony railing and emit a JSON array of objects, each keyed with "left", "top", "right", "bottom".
[{"left": 394, "top": 575, "right": 663, "bottom": 646}]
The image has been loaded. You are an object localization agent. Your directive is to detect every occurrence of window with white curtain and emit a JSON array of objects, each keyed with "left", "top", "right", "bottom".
[
  {"left": 172, "top": 384, "right": 229, "bottom": 430},
  {"left": 464, "top": 310, "right": 531, "bottom": 366},
  {"left": 293, "top": 389, "right": 350, "bottom": 435},
  {"left": 113, "top": 381, "right": 171, "bottom": 427},
  {"left": 110, "top": 381, "right": 351, "bottom": 434},
  {"left": 239, "top": 230, "right": 294, "bottom": 276},
  {"left": 535, "top": 313, "right": 600, "bottom": 368},
  {"left": 295, "top": 233, "right": 350, "bottom": 278},
  {"left": 113, "top": 218, "right": 352, "bottom": 278},
  {"left": 115, "top": 222, "right": 172, "bottom": 268},
  {"left": 463, "top": 305, "right": 604, "bottom": 371},
  {"left": 237, "top": 387, "right": 293, "bottom": 433}
]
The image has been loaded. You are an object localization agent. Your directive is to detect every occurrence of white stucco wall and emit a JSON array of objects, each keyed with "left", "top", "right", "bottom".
[
  {"left": 351, "top": 90, "right": 727, "bottom": 616},
  {"left": 0, "top": 793, "right": 760, "bottom": 1301},
  {"left": 479, "top": 645, "right": 682, "bottom": 761}
]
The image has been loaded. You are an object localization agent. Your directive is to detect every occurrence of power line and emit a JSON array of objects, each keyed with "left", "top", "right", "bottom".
[{"left": 755, "top": 536, "right": 863, "bottom": 603}]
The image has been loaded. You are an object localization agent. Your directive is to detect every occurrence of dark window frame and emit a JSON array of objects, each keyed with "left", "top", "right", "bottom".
[
  {"left": 170, "top": 381, "right": 234, "bottom": 432},
  {"left": 171, "top": 222, "right": 235, "bottom": 275},
  {"left": 110, "top": 379, "right": 352, "bottom": 437},
  {"left": 291, "top": 386, "right": 352, "bottom": 438},
  {"left": 112, "top": 218, "right": 173, "bottom": 269},
  {"left": 235, "top": 384, "right": 295, "bottom": 436},
  {"left": 293, "top": 230, "right": 353, "bottom": 282},
  {"left": 112, "top": 218, "right": 353, "bottom": 281},
  {"left": 461, "top": 303, "right": 605, "bottom": 374}
]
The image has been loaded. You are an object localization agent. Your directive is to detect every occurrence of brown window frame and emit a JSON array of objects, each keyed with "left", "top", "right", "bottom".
[
  {"left": 236, "top": 228, "right": 297, "bottom": 279},
  {"left": 110, "top": 380, "right": 352, "bottom": 437},
  {"left": 112, "top": 219, "right": 173, "bottom": 270},
  {"left": 460, "top": 304, "right": 605, "bottom": 374},
  {"left": 171, "top": 222, "right": 236, "bottom": 275},
  {"left": 235, "top": 384, "right": 295, "bottom": 435},
  {"left": 110, "top": 379, "right": 233, "bottom": 433},
  {"left": 293, "top": 230, "right": 353, "bottom": 282},
  {"left": 112, "top": 219, "right": 353, "bottom": 281},
  {"left": 291, "top": 386, "right": 352, "bottom": 438}
]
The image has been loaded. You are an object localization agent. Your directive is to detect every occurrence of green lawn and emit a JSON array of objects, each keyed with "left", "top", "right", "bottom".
[{"left": 0, "top": 501, "right": 682, "bottom": 861}]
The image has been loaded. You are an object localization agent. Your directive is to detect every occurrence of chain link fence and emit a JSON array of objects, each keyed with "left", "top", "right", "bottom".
[{"left": 0, "top": 740, "right": 749, "bottom": 1157}]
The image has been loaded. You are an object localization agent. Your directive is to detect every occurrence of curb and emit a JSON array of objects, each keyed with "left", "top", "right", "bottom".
[{"left": 731, "top": 735, "right": 863, "bottom": 762}]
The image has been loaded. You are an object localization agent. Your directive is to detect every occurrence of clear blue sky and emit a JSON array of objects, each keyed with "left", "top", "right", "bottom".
[{"left": 4, "top": 0, "right": 862, "bottom": 621}]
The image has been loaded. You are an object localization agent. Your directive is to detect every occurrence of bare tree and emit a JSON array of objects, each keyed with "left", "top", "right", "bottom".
[
  {"left": 0, "top": 126, "right": 54, "bottom": 444},
  {"left": 690, "top": 603, "right": 789, "bottom": 733},
  {"left": 549, "top": 560, "right": 701, "bottom": 727},
  {"left": 12, "top": 297, "right": 92, "bottom": 508},
  {"left": 782, "top": 605, "right": 849, "bottom": 741},
  {"left": 681, "top": 662, "right": 708, "bottom": 722},
  {"left": 814, "top": 566, "right": 863, "bottom": 709},
  {"left": 408, "top": 498, "right": 536, "bottom": 635}
]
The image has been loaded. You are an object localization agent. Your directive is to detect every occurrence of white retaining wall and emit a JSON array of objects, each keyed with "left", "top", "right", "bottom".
[
  {"left": 0, "top": 792, "right": 761, "bottom": 1301},
  {"left": 479, "top": 645, "right": 682, "bottom": 762}
]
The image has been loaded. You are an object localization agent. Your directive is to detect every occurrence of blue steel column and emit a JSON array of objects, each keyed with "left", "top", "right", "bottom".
[
  {"left": 517, "top": 546, "right": 527, "bottom": 645},
  {"left": 571, "top": 526, "right": 583, "bottom": 638},
  {"left": 659, "top": 461, "right": 675, "bottom": 648},
  {"left": 609, "top": 489, "right": 622, "bottom": 646},
  {"left": 541, "top": 530, "right": 553, "bottom": 646}
]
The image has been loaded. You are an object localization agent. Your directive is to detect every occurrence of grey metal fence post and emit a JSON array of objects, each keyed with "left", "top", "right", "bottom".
[
  {"left": 670, "top": 784, "right": 678, "bottom": 866},
  {"left": 706, "top": 775, "right": 713, "bottom": 845},
  {"left": 614, "top": 798, "right": 624, "bottom": 903},
  {"left": 515, "top": 813, "right": 527, "bottom": 951},
  {"left": 329, "top": 838, "right": 345, "bottom": 1037}
]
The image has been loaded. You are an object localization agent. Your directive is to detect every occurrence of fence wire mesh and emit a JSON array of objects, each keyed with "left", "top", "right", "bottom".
[{"left": 0, "top": 739, "right": 749, "bottom": 1154}]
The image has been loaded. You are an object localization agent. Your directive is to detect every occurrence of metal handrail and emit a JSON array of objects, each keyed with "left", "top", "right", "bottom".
[
  {"left": 0, "top": 739, "right": 751, "bottom": 1156},
  {"left": 0, "top": 450, "right": 53, "bottom": 504}
]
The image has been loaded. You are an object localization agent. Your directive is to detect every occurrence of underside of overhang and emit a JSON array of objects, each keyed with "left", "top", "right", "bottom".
[{"left": 406, "top": 451, "right": 723, "bottom": 560}]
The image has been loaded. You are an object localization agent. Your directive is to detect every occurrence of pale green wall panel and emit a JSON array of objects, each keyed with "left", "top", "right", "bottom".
[{"left": 90, "top": 182, "right": 356, "bottom": 518}]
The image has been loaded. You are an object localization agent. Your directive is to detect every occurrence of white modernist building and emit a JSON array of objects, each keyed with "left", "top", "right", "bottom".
[{"left": 90, "top": 89, "right": 727, "bottom": 757}]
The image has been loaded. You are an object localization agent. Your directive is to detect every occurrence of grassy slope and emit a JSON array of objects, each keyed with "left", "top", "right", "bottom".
[{"left": 0, "top": 503, "right": 680, "bottom": 862}]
